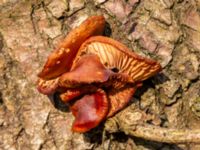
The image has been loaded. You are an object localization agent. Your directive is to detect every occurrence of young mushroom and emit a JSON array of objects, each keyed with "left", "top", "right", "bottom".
[{"left": 37, "top": 16, "right": 161, "bottom": 132}]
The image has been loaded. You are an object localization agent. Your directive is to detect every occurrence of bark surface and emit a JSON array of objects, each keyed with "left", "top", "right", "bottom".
[{"left": 0, "top": 0, "right": 200, "bottom": 149}]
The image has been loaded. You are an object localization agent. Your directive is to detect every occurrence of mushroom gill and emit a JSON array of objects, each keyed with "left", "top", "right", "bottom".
[{"left": 73, "top": 36, "right": 161, "bottom": 83}]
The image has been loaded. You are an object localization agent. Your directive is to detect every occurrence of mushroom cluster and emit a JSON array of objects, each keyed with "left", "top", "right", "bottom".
[{"left": 37, "top": 16, "right": 161, "bottom": 132}]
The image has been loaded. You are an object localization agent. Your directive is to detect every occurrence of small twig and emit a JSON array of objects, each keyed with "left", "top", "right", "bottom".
[
  {"left": 102, "top": 129, "right": 106, "bottom": 150},
  {"left": 121, "top": 124, "right": 200, "bottom": 144}
]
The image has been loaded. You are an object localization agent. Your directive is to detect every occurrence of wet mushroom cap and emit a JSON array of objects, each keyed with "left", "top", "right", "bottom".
[{"left": 38, "top": 16, "right": 106, "bottom": 80}]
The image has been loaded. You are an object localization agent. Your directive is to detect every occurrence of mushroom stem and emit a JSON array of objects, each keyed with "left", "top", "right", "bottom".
[{"left": 121, "top": 124, "right": 200, "bottom": 144}]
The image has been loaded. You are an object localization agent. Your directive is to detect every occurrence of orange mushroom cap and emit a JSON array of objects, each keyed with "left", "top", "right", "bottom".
[{"left": 38, "top": 16, "right": 105, "bottom": 80}]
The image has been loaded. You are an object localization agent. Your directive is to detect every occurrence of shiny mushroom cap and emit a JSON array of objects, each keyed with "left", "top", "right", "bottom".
[{"left": 38, "top": 16, "right": 105, "bottom": 80}]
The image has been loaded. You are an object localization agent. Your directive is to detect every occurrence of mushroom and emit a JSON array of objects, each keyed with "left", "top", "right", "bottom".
[{"left": 37, "top": 16, "right": 161, "bottom": 132}]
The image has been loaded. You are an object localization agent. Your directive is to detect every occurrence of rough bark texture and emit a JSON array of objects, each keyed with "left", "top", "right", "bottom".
[{"left": 0, "top": 0, "right": 200, "bottom": 150}]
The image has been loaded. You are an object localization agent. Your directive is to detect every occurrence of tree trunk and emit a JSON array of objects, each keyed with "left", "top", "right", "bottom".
[{"left": 0, "top": 0, "right": 200, "bottom": 149}]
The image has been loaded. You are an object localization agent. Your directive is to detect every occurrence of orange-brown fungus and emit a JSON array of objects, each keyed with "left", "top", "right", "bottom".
[{"left": 37, "top": 15, "right": 161, "bottom": 133}]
